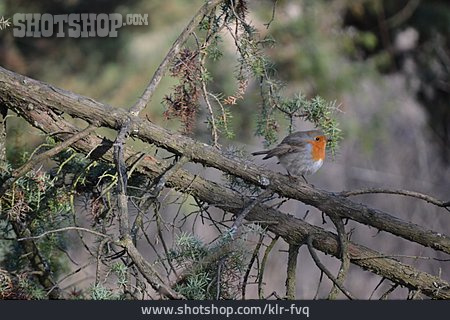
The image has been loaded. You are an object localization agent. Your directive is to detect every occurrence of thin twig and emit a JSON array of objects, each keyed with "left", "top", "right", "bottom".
[
  {"left": 230, "top": 189, "right": 272, "bottom": 237},
  {"left": 264, "top": 0, "right": 279, "bottom": 29},
  {"left": 313, "top": 270, "right": 324, "bottom": 300},
  {"left": 242, "top": 233, "right": 265, "bottom": 299},
  {"left": 207, "top": 92, "right": 231, "bottom": 138},
  {"left": 129, "top": 0, "right": 225, "bottom": 116},
  {"left": 113, "top": 124, "right": 130, "bottom": 237},
  {"left": 385, "top": 0, "right": 420, "bottom": 28},
  {"left": 265, "top": 291, "right": 283, "bottom": 299},
  {"left": 95, "top": 238, "right": 110, "bottom": 285},
  {"left": 47, "top": 261, "right": 94, "bottom": 296},
  {"left": 17, "top": 226, "right": 110, "bottom": 241},
  {"left": 119, "top": 237, "right": 186, "bottom": 300},
  {"left": 339, "top": 188, "right": 450, "bottom": 212},
  {"left": 151, "top": 156, "right": 189, "bottom": 197},
  {"left": 0, "top": 125, "right": 95, "bottom": 196},
  {"left": 327, "top": 215, "right": 350, "bottom": 300},
  {"left": 352, "top": 254, "right": 450, "bottom": 262},
  {"left": 200, "top": 65, "right": 220, "bottom": 148},
  {"left": 379, "top": 284, "right": 399, "bottom": 300},
  {"left": 258, "top": 235, "right": 279, "bottom": 299},
  {"left": 306, "top": 235, "right": 355, "bottom": 300},
  {"left": 369, "top": 278, "right": 386, "bottom": 300}
]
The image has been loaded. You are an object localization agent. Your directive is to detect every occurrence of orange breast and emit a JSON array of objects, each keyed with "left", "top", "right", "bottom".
[{"left": 308, "top": 137, "right": 327, "bottom": 161}]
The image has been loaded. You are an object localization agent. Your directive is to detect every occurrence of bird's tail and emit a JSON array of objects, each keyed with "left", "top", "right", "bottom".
[
  {"left": 252, "top": 150, "right": 274, "bottom": 160},
  {"left": 251, "top": 150, "right": 268, "bottom": 156}
]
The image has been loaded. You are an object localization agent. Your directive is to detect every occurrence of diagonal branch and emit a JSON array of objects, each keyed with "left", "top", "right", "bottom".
[
  {"left": 1, "top": 67, "right": 450, "bottom": 299},
  {"left": 307, "top": 235, "right": 355, "bottom": 300},
  {"left": 0, "top": 125, "right": 95, "bottom": 196},
  {"left": 2, "top": 66, "right": 449, "bottom": 255},
  {"left": 327, "top": 215, "right": 350, "bottom": 300},
  {"left": 339, "top": 188, "right": 450, "bottom": 212},
  {"left": 17, "top": 226, "right": 110, "bottom": 241},
  {"left": 129, "top": 0, "right": 225, "bottom": 116}
]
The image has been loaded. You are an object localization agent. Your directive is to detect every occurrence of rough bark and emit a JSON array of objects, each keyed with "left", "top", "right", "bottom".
[
  {"left": 0, "top": 66, "right": 449, "bottom": 298},
  {"left": 1, "top": 66, "right": 449, "bottom": 255}
]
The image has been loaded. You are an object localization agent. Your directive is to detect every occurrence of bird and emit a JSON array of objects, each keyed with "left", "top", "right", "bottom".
[{"left": 252, "top": 129, "right": 328, "bottom": 181}]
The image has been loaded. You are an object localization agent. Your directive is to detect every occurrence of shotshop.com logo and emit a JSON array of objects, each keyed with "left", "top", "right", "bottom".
[{"left": 2, "top": 13, "right": 148, "bottom": 37}]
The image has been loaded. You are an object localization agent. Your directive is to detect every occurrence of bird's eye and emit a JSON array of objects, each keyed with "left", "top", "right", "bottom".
[{"left": 315, "top": 137, "right": 320, "bottom": 141}]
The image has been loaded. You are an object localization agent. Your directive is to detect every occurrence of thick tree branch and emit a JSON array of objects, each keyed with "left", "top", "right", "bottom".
[
  {"left": 1, "top": 66, "right": 449, "bottom": 255},
  {"left": 1, "top": 67, "right": 450, "bottom": 299}
]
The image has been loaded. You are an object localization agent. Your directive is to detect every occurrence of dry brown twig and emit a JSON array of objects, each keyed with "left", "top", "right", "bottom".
[
  {"left": 17, "top": 226, "right": 109, "bottom": 242},
  {"left": 258, "top": 235, "right": 279, "bottom": 299},
  {"left": 339, "top": 188, "right": 450, "bottom": 212},
  {"left": 307, "top": 235, "right": 355, "bottom": 300},
  {"left": 327, "top": 214, "right": 350, "bottom": 300},
  {"left": 0, "top": 125, "right": 95, "bottom": 196}
]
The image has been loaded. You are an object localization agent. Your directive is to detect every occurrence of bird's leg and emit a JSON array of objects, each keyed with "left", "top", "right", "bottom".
[
  {"left": 286, "top": 170, "right": 296, "bottom": 182},
  {"left": 285, "top": 170, "right": 309, "bottom": 184},
  {"left": 301, "top": 175, "right": 315, "bottom": 187}
]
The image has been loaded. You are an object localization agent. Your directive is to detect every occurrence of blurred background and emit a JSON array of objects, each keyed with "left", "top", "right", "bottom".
[{"left": 1, "top": 0, "right": 449, "bottom": 299}]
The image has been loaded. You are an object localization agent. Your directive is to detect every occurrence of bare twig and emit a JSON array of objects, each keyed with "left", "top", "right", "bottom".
[
  {"left": 242, "top": 233, "right": 265, "bottom": 299},
  {"left": 352, "top": 254, "right": 450, "bottom": 262},
  {"left": 313, "top": 270, "right": 324, "bottom": 300},
  {"left": 207, "top": 92, "right": 231, "bottom": 137},
  {"left": 265, "top": 291, "right": 283, "bottom": 300},
  {"left": 327, "top": 215, "right": 350, "bottom": 300},
  {"left": 258, "top": 235, "right": 279, "bottom": 299},
  {"left": 0, "top": 125, "right": 95, "bottom": 196},
  {"left": 307, "top": 235, "right": 355, "bottom": 300},
  {"left": 113, "top": 124, "right": 130, "bottom": 237},
  {"left": 230, "top": 189, "right": 272, "bottom": 237},
  {"left": 385, "top": 0, "right": 421, "bottom": 28},
  {"left": 369, "top": 278, "right": 386, "bottom": 300},
  {"left": 95, "top": 238, "right": 110, "bottom": 285},
  {"left": 151, "top": 156, "right": 189, "bottom": 197},
  {"left": 119, "top": 236, "right": 186, "bottom": 300},
  {"left": 286, "top": 243, "right": 300, "bottom": 299},
  {"left": 339, "top": 188, "right": 450, "bottom": 212},
  {"left": 0, "top": 103, "right": 7, "bottom": 165},
  {"left": 200, "top": 66, "right": 220, "bottom": 148},
  {"left": 17, "top": 226, "right": 110, "bottom": 241},
  {"left": 379, "top": 284, "right": 399, "bottom": 300},
  {"left": 264, "top": 0, "right": 279, "bottom": 29}
]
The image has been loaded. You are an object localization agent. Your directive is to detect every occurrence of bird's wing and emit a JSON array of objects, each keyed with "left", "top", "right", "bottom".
[
  {"left": 263, "top": 143, "right": 301, "bottom": 159},
  {"left": 280, "top": 133, "right": 309, "bottom": 148}
]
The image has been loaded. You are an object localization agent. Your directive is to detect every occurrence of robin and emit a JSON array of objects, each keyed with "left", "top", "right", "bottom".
[{"left": 252, "top": 130, "right": 328, "bottom": 181}]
